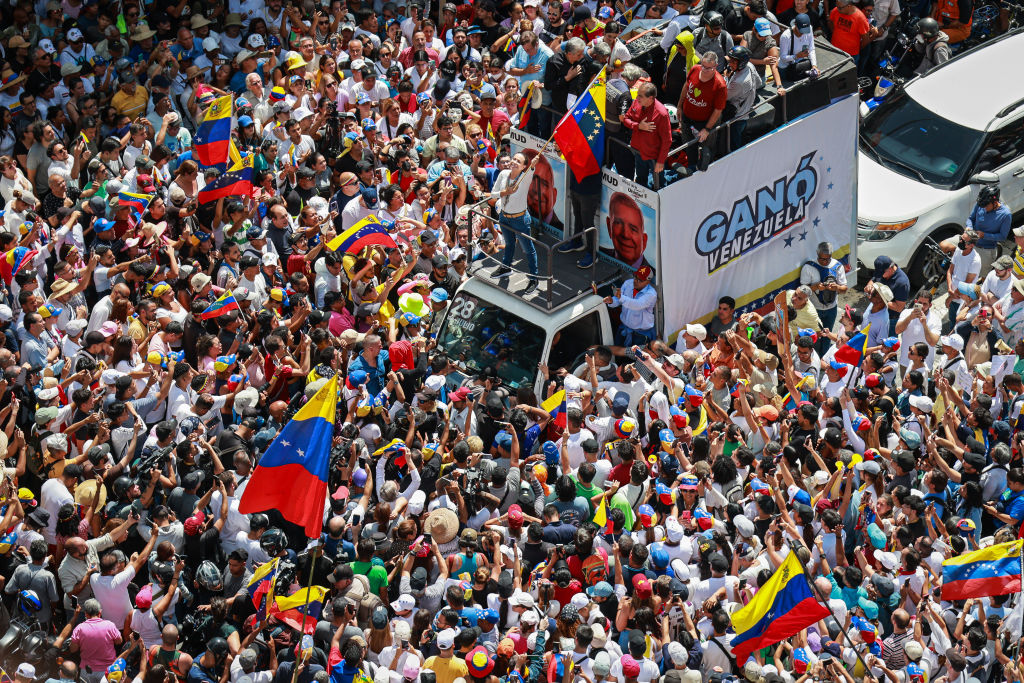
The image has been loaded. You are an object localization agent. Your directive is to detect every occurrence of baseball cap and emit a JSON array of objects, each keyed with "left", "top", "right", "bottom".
[
  {"left": 754, "top": 17, "right": 773, "bottom": 35},
  {"left": 793, "top": 12, "right": 811, "bottom": 28}
]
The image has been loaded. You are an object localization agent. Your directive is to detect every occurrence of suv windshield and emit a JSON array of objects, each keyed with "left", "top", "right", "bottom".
[
  {"left": 437, "top": 291, "right": 545, "bottom": 389},
  {"left": 861, "top": 92, "right": 985, "bottom": 189}
]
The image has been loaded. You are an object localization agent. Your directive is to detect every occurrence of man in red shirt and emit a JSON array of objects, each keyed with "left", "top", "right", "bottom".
[
  {"left": 469, "top": 83, "right": 511, "bottom": 140},
  {"left": 828, "top": 0, "right": 874, "bottom": 63},
  {"left": 622, "top": 82, "right": 672, "bottom": 189},
  {"left": 678, "top": 53, "right": 727, "bottom": 171}
]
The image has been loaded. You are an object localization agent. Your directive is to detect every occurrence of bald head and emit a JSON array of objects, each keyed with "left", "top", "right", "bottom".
[
  {"left": 162, "top": 623, "right": 179, "bottom": 646},
  {"left": 270, "top": 401, "right": 288, "bottom": 421}
]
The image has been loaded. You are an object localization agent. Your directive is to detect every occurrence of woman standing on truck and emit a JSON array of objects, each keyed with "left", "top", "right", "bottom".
[{"left": 490, "top": 151, "right": 542, "bottom": 293}]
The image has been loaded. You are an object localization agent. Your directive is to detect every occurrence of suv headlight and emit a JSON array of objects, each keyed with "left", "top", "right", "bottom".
[{"left": 857, "top": 218, "right": 918, "bottom": 241}]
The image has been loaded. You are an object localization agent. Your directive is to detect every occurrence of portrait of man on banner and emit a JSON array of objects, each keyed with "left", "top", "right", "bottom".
[{"left": 599, "top": 191, "right": 654, "bottom": 271}]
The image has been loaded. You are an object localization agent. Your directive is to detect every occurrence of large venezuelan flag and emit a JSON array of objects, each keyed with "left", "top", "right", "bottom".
[
  {"left": 942, "top": 540, "right": 1023, "bottom": 600},
  {"left": 730, "top": 551, "right": 829, "bottom": 665},
  {"left": 194, "top": 95, "right": 233, "bottom": 168},
  {"left": 327, "top": 215, "right": 397, "bottom": 253},
  {"left": 198, "top": 157, "right": 254, "bottom": 204},
  {"left": 832, "top": 324, "right": 871, "bottom": 366},
  {"left": 553, "top": 67, "right": 606, "bottom": 182},
  {"left": 239, "top": 375, "right": 338, "bottom": 537}
]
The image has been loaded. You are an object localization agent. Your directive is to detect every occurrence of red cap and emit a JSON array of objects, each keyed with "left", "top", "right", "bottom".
[
  {"left": 865, "top": 373, "right": 883, "bottom": 388},
  {"left": 621, "top": 655, "right": 641, "bottom": 678},
  {"left": 135, "top": 584, "right": 153, "bottom": 608},
  {"left": 632, "top": 574, "right": 653, "bottom": 597},
  {"left": 634, "top": 265, "right": 653, "bottom": 282},
  {"left": 183, "top": 511, "right": 205, "bottom": 536},
  {"left": 450, "top": 387, "right": 472, "bottom": 401},
  {"left": 508, "top": 504, "right": 524, "bottom": 528}
]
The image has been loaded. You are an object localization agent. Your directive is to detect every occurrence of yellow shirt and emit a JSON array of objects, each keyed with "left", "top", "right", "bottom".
[
  {"left": 111, "top": 85, "right": 150, "bottom": 118},
  {"left": 422, "top": 656, "right": 468, "bottom": 683}
]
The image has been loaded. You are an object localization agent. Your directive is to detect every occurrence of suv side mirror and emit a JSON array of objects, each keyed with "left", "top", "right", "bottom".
[{"left": 969, "top": 171, "right": 999, "bottom": 184}]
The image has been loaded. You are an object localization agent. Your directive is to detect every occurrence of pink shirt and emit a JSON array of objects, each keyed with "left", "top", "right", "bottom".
[{"left": 71, "top": 617, "right": 122, "bottom": 670}]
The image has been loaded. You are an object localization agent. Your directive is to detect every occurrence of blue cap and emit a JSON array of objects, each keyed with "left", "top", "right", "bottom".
[
  {"left": 238, "top": 115, "right": 254, "bottom": 127},
  {"left": 611, "top": 392, "right": 629, "bottom": 415},
  {"left": 344, "top": 131, "right": 360, "bottom": 143},
  {"left": 754, "top": 17, "right": 772, "bottom": 35},
  {"left": 269, "top": 35, "right": 282, "bottom": 47},
  {"left": 245, "top": 225, "right": 266, "bottom": 240},
  {"left": 479, "top": 83, "right": 497, "bottom": 100},
  {"left": 356, "top": 92, "right": 371, "bottom": 104},
  {"left": 791, "top": 489, "right": 812, "bottom": 507},
  {"left": 793, "top": 12, "right": 811, "bottom": 28},
  {"left": 651, "top": 547, "right": 669, "bottom": 568},
  {"left": 361, "top": 117, "right": 376, "bottom": 130},
  {"left": 235, "top": 96, "right": 251, "bottom": 109},
  {"left": 495, "top": 431, "right": 513, "bottom": 450},
  {"left": 361, "top": 186, "right": 378, "bottom": 207},
  {"left": 347, "top": 370, "right": 368, "bottom": 387},
  {"left": 417, "top": 92, "right": 432, "bottom": 104},
  {"left": 658, "top": 428, "right": 675, "bottom": 446},
  {"left": 587, "top": 581, "right": 614, "bottom": 598},
  {"left": 482, "top": 608, "right": 500, "bottom": 624},
  {"left": 430, "top": 288, "right": 449, "bottom": 303},
  {"left": 542, "top": 441, "right": 560, "bottom": 465},
  {"left": 858, "top": 597, "right": 879, "bottom": 620},
  {"left": 95, "top": 218, "right": 115, "bottom": 231}
]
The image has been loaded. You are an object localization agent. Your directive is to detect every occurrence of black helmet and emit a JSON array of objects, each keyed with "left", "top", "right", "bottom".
[
  {"left": 917, "top": 16, "right": 940, "bottom": 38},
  {"left": 260, "top": 527, "right": 287, "bottom": 556},
  {"left": 704, "top": 10, "right": 724, "bottom": 28},
  {"left": 112, "top": 475, "right": 134, "bottom": 499},
  {"left": 151, "top": 561, "right": 175, "bottom": 586},
  {"left": 195, "top": 560, "right": 224, "bottom": 592},
  {"left": 208, "top": 637, "right": 230, "bottom": 659},
  {"left": 728, "top": 45, "right": 752, "bottom": 70},
  {"left": 978, "top": 184, "right": 1000, "bottom": 205}
]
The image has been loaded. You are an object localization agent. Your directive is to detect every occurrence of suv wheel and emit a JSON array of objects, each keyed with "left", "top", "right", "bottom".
[{"left": 907, "top": 226, "right": 959, "bottom": 290}]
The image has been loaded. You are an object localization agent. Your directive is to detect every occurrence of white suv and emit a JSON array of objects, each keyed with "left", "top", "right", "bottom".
[{"left": 857, "top": 29, "right": 1024, "bottom": 286}]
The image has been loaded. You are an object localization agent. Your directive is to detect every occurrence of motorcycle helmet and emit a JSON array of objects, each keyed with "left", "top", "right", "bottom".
[
  {"left": 18, "top": 589, "right": 41, "bottom": 614},
  {"left": 977, "top": 184, "right": 1000, "bottom": 206},
  {"left": 151, "top": 561, "right": 174, "bottom": 586},
  {"left": 917, "top": 16, "right": 939, "bottom": 38},
  {"left": 703, "top": 11, "right": 724, "bottom": 29},
  {"left": 112, "top": 475, "right": 134, "bottom": 500},
  {"left": 727, "top": 45, "right": 752, "bottom": 70},
  {"left": 665, "top": 104, "right": 679, "bottom": 127},
  {"left": 195, "top": 560, "right": 224, "bottom": 592},
  {"left": 260, "top": 528, "right": 288, "bottom": 556},
  {"left": 208, "top": 637, "right": 230, "bottom": 660}
]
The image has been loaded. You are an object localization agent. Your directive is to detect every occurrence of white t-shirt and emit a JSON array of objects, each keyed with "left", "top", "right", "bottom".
[
  {"left": 950, "top": 247, "right": 982, "bottom": 290},
  {"left": 91, "top": 565, "right": 137, "bottom": 632},
  {"left": 39, "top": 478, "right": 73, "bottom": 544},
  {"left": 896, "top": 307, "right": 942, "bottom": 368}
]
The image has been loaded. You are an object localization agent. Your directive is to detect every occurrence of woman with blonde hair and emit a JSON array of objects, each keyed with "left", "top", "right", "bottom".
[{"left": 168, "top": 160, "right": 202, "bottom": 201}]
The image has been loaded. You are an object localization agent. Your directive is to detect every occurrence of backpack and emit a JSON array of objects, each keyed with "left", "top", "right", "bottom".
[
  {"left": 353, "top": 574, "right": 382, "bottom": 629},
  {"left": 723, "top": 479, "right": 743, "bottom": 504}
]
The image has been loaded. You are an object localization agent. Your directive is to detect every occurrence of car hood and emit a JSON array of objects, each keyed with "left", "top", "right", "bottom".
[{"left": 857, "top": 151, "right": 955, "bottom": 222}]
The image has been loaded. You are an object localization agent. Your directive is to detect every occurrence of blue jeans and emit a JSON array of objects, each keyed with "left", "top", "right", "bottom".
[
  {"left": 633, "top": 152, "right": 662, "bottom": 189},
  {"left": 526, "top": 105, "right": 553, "bottom": 139},
  {"left": 616, "top": 322, "right": 658, "bottom": 347},
  {"left": 500, "top": 212, "right": 538, "bottom": 276},
  {"left": 729, "top": 119, "right": 747, "bottom": 152},
  {"left": 817, "top": 306, "right": 837, "bottom": 355}
]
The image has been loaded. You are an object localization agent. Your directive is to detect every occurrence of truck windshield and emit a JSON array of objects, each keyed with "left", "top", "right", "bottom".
[
  {"left": 860, "top": 92, "right": 985, "bottom": 189},
  {"left": 437, "top": 292, "right": 545, "bottom": 389}
]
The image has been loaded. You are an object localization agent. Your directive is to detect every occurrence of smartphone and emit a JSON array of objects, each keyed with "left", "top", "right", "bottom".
[
  {"left": 738, "top": 578, "right": 748, "bottom": 590},
  {"left": 70, "top": 594, "right": 79, "bottom": 608},
  {"left": 422, "top": 533, "right": 431, "bottom": 544},
  {"left": 681, "top": 510, "right": 692, "bottom": 520},
  {"left": 305, "top": 79, "right": 313, "bottom": 89}
]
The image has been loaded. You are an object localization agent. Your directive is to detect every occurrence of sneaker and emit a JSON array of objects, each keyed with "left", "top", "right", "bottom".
[
  {"left": 557, "top": 237, "right": 585, "bottom": 253},
  {"left": 522, "top": 279, "right": 539, "bottom": 294},
  {"left": 493, "top": 265, "right": 512, "bottom": 277},
  {"left": 576, "top": 252, "right": 594, "bottom": 269}
]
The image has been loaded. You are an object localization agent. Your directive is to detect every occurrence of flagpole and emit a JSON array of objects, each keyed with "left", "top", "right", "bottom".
[
  {"left": 790, "top": 541, "right": 874, "bottom": 676},
  {"left": 509, "top": 66, "right": 607, "bottom": 194},
  {"left": 291, "top": 542, "right": 321, "bottom": 683}
]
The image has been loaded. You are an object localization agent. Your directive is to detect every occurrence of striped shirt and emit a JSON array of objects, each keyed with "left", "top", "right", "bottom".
[{"left": 881, "top": 628, "right": 912, "bottom": 669}]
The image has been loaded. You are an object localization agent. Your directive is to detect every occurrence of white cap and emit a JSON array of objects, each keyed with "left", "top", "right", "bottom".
[
  {"left": 394, "top": 620, "right": 412, "bottom": 640},
  {"left": 436, "top": 628, "right": 457, "bottom": 649},
  {"left": 909, "top": 394, "right": 934, "bottom": 413},
  {"left": 875, "top": 551, "right": 899, "bottom": 571},
  {"left": 0, "top": 304, "right": 12, "bottom": 322},
  {"left": 262, "top": 252, "right": 279, "bottom": 267},
  {"left": 939, "top": 333, "right": 965, "bottom": 352},
  {"left": 390, "top": 594, "right": 416, "bottom": 612},
  {"left": 407, "top": 489, "right": 426, "bottom": 515},
  {"left": 67, "top": 28, "right": 83, "bottom": 41},
  {"left": 66, "top": 318, "right": 87, "bottom": 335},
  {"left": 46, "top": 433, "right": 68, "bottom": 452},
  {"left": 570, "top": 593, "right": 590, "bottom": 609},
  {"left": 351, "top": 58, "right": 366, "bottom": 70},
  {"left": 812, "top": 470, "right": 829, "bottom": 486},
  {"left": 665, "top": 517, "right": 684, "bottom": 542},
  {"left": 520, "top": 609, "right": 540, "bottom": 625},
  {"left": 685, "top": 323, "right": 707, "bottom": 341},
  {"left": 36, "top": 387, "right": 59, "bottom": 401},
  {"left": 510, "top": 591, "right": 535, "bottom": 608},
  {"left": 203, "top": 37, "right": 219, "bottom": 51},
  {"left": 16, "top": 664, "right": 36, "bottom": 679},
  {"left": 671, "top": 559, "right": 691, "bottom": 582},
  {"left": 292, "top": 106, "right": 314, "bottom": 121},
  {"left": 667, "top": 641, "right": 688, "bottom": 665},
  {"left": 38, "top": 38, "right": 56, "bottom": 54}
]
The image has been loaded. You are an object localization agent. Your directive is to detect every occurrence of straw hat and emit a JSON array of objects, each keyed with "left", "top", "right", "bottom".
[
  {"left": 0, "top": 68, "right": 26, "bottom": 92},
  {"left": 131, "top": 25, "right": 157, "bottom": 41},
  {"left": 424, "top": 507, "right": 459, "bottom": 545},
  {"left": 190, "top": 14, "right": 212, "bottom": 29},
  {"left": 74, "top": 479, "right": 107, "bottom": 508},
  {"left": 224, "top": 13, "right": 244, "bottom": 27}
]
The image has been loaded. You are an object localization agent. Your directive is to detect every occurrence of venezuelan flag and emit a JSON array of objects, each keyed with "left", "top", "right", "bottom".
[
  {"left": 194, "top": 95, "right": 232, "bottom": 168},
  {"left": 239, "top": 375, "right": 339, "bottom": 537},
  {"left": 0, "top": 246, "right": 38, "bottom": 285},
  {"left": 730, "top": 551, "right": 830, "bottom": 665},
  {"left": 517, "top": 81, "right": 535, "bottom": 130},
  {"left": 247, "top": 557, "right": 280, "bottom": 619},
  {"left": 553, "top": 67, "right": 606, "bottom": 181},
  {"left": 941, "top": 540, "right": 1023, "bottom": 600},
  {"left": 201, "top": 291, "right": 240, "bottom": 320},
  {"left": 198, "top": 157, "right": 254, "bottom": 205},
  {"left": 118, "top": 191, "right": 153, "bottom": 219},
  {"left": 327, "top": 216, "right": 398, "bottom": 253},
  {"left": 542, "top": 389, "right": 567, "bottom": 428},
  {"left": 832, "top": 324, "right": 871, "bottom": 366},
  {"left": 275, "top": 585, "right": 329, "bottom": 620}
]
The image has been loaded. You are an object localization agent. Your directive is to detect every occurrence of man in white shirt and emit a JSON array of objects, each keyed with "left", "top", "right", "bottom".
[
  {"left": 778, "top": 14, "right": 818, "bottom": 78},
  {"left": 944, "top": 229, "right": 982, "bottom": 334},
  {"left": 895, "top": 291, "right": 942, "bottom": 369},
  {"left": 91, "top": 528, "right": 156, "bottom": 632},
  {"left": 40, "top": 464, "right": 80, "bottom": 546}
]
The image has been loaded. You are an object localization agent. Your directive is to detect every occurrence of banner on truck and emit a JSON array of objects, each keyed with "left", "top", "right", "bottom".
[
  {"left": 509, "top": 128, "right": 568, "bottom": 238},
  {"left": 598, "top": 169, "right": 660, "bottom": 273},
  {"left": 659, "top": 95, "right": 858, "bottom": 337}
]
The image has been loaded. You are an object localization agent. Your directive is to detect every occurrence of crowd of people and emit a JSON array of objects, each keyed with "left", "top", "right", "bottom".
[{"left": 0, "top": 0, "right": 1020, "bottom": 682}]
